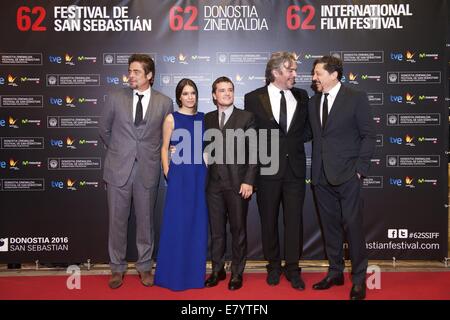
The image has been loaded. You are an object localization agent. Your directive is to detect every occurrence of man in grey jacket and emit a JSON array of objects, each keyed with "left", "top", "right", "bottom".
[{"left": 99, "top": 54, "right": 173, "bottom": 289}]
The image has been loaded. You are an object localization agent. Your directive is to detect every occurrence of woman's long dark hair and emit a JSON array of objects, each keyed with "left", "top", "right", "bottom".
[{"left": 175, "top": 78, "right": 198, "bottom": 113}]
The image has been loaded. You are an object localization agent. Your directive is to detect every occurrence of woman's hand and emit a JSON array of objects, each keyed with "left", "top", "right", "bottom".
[{"left": 239, "top": 183, "right": 253, "bottom": 199}]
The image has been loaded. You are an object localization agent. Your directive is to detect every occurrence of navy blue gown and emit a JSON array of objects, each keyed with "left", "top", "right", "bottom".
[{"left": 155, "top": 111, "right": 208, "bottom": 291}]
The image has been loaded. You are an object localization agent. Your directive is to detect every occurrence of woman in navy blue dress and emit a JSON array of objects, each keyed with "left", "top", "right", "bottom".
[{"left": 154, "top": 79, "right": 208, "bottom": 291}]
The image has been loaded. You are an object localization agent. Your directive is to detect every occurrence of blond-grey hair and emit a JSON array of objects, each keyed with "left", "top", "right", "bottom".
[{"left": 265, "top": 51, "right": 297, "bottom": 85}]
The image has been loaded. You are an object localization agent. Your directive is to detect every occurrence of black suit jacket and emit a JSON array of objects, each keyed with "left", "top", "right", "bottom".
[
  {"left": 244, "top": 86, "right": 310, "bottom": 181},
  {"left": 204, "top": 107, "right": 258, "bottom": 193},
  {"left": 308, "top": 84, "right": 376, "bottom": 186}
]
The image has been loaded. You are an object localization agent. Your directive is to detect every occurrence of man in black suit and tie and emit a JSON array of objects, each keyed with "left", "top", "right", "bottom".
[
  {"left": 308, "top": 56, "right": 376, "bottom": 300},
  {"left": 99, "top": 54, "right": 173, "bottom": 289},
  {"left": 204, "top": 77, "right": 257, "bottom": 290},
  {"left": 244, "top": 52, "right": 309, "bottom": 290}
]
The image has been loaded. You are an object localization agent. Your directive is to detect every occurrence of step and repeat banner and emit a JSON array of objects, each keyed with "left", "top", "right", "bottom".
[{"left": 0, "top": 0, "right": 448, "bottom": 263}]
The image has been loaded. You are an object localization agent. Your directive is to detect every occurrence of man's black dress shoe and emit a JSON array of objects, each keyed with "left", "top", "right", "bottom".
[
  {"left": 350, "top": 283, "right": 366, "bottom": 300},
  {"left": 138, "top": 270, "right": 154, "bottom": 287},
  {"left": 205, "top": 268, "right": 226, "bottom": 287},
  {"left": 312, "top": 274, "right": 344, "bottom": 290},
  {"left": 285, "top": 271, "right": 305, "bottom": 290},
  {"left": 228, "top": 274, "right": 243, "bottom": 290},
  {"left": 108, "top": 272, "right": 124, "bottom": 289},
  {"left": 266, "top": 268, "right": 282, "bottom": 286}
]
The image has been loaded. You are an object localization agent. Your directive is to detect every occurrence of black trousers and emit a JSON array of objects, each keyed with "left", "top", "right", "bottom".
[
  {"left": 256, "top": 164, "right": 305, "bottom": 272},
  {"left": 315, "top": 167, "right": 368, "bottom": 285},
  {"left": 206, "top": 183, "right": 249, "bottom": 276}
]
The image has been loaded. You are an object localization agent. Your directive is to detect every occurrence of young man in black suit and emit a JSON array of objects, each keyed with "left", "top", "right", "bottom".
[
  {"left": 204, "top": 77, "right": 257, "bottom": 290},
  {"left": 244, "top": 52, "right": 310, "bottom": 290},
  {"left": 308, "top": 56, "right": 376, "bottom": 300}
]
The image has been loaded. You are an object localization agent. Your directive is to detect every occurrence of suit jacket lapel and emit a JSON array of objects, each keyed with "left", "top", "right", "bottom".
[
  {"left": 258, "top": 88, "right": 279, "bottom": 128},
  {"left": 315, "top": 94, "right": 322, "bottom": 131},
  {"left": 211, "top": 110, "right": 220, "bottom": 129},
  {"left": 288, "top": 89, "right": 304, "bottom": 133},
  {"left": 144, "top": 89, "right": 155, "bottom": 121},
  {"left": 142, "top": 88, "right": 157, "bottom": 133},
  {"left": 126, "top": 91, "right": 134, "bottom": 125},
  {"left": 124, "top": 91, "right": 139, "bottom": 138},
  {"left": 325, "top": 85, "right": 345, "bottom": 130},
  {"left": 223, "top": 107, "right": 237, "bottom": 130}
]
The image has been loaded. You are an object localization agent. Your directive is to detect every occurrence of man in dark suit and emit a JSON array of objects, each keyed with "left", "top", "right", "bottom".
[
  {"left": 204, "top": 77, "right": 257, "bottom": 290},
  {"left": 99, "top": 54, "right": 173, "bottom": 289},
  {"left": 308, "top": 56, "right": 376, "bottom": 300},
  {"left": 244, "top": 52, "right": 309, "bottom": 290}
]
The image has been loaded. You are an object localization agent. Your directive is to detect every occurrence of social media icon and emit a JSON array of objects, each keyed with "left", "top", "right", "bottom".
[
  {"left": 399, "top": 229, "right": 408, "bottom": 238},
  {"left": 388, "top": 229, "right": 397, "bottom": 239},
  {"left": 0, "top": 238, "right": 9, "bottom": 252}
]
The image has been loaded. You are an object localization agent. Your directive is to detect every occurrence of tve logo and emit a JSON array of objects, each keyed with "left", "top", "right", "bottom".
[
  {"left": 106, "top": 76, "right": 119, "bottom": 85},
  {"left": 389, "top": 178, "right": 402, "bottom": 186},
  {"left": 0, "top": 160, "right": 7, "bottom": 169},
  {"left": 389, "top": 137, "right": 403, "bottom": 145},
  {"left": 390, "top": 52, "right": 403, "bottom": 61},
  {"left": 49, "top": 56, "right": 63, "bottom": 64},
  {"left": 50, "top": 139, "right": 64, "bottom": 148},
  {"left": 51, "top": 181, "right": 64, "bottom": 189},
  {"left": 390, "top": 95, "right": 403, "bottom": 103},
  {"left": 163, "top": 55, "right": 176, "bottom": 63},
  {"left": 49, "top": 97, "right": 63, "bottom": 106},
  {"left": 0, "top": 118, "right": 6, "bottom": 127},
  {"left": 0, "top": 77, "right": 5, "bottom": 85}
]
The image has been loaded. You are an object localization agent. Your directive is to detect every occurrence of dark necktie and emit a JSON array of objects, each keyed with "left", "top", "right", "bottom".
[
  {"left": 322, "top": 93, "right": 329, "bottom": 129},
  {"left": 219, "top": 111, "right": 225, "bottom": 129},
  {"left": 135, "top": 93, "right": 144, "bottom": 126},
  {"left": 279, "top": 90, "right": 287, "bottom": 133}
]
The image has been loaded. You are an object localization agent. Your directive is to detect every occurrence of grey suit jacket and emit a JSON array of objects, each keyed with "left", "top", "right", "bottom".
[
  {"left": 308, "top": 84, "right": 376, "bottom": 186},
  {"left": 99, "top": 87, "right": 173, "bottom": 188}
]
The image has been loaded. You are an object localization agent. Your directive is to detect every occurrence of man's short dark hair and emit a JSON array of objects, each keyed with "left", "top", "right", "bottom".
[
  {"left": 212, "top": 76, "right": 234, "bottom": 106},
  {"left": 128, "top": 54, "right": 155, "bottom": 77},
  {"left": 313, "top": 55, "right": 343, "bottom": 81}
]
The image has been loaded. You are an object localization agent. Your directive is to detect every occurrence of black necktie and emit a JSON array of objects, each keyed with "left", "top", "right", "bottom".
[
  {"left": 279, "top": 90, "right": 287, "bottom": 133},
  {"left": 135, "top": 93, "right": 144, "bottom": 126},
  {"left": 322, "top": 93, "right": 329, "bottom": 129}
]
